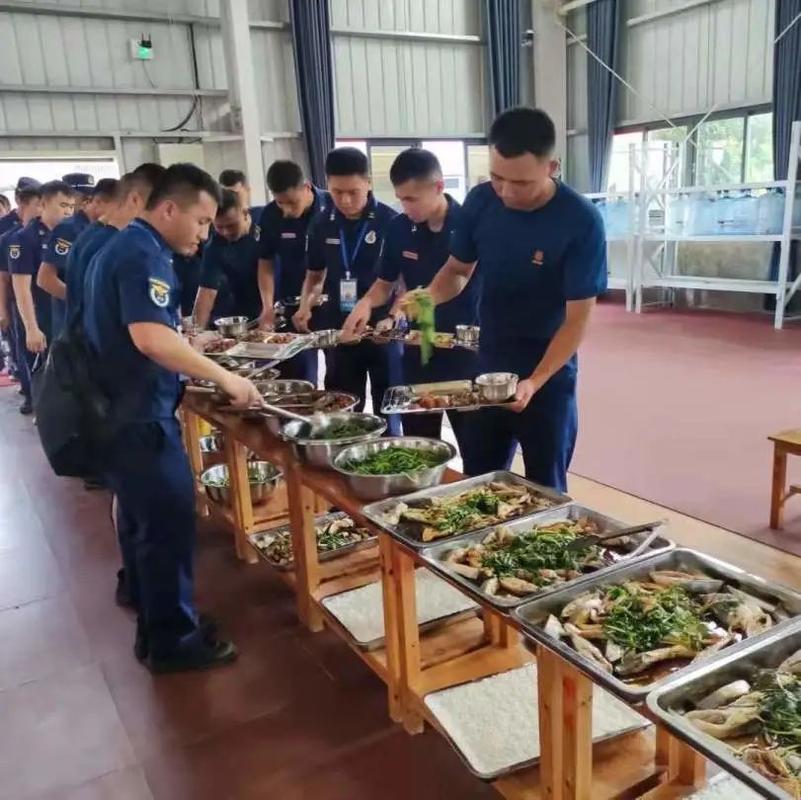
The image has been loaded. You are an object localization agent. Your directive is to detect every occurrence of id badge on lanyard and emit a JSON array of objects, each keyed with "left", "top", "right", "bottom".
[{"left": 339, "top": 220, "right": 369, "bottom": 313}]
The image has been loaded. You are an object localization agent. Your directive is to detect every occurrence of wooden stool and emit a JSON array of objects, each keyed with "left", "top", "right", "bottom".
[{"left": 769, "top": 429, "right": 801, "bottom": 529}]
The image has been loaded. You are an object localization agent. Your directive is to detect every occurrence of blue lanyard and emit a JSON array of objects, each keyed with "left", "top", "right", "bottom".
[{"left": 338, "top": 220, "right": 369, "bottom": 280}]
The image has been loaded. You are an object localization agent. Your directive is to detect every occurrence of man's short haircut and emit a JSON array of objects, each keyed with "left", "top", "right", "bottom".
[
  {"left": 0, "top": 195, "right": 10, "bottom": 212},
  {"left": 117, "top": 163, "right": 164, "bottom": 206},
  {"left": 325, "top": 147, "right": 369, "bottom": 178},
  {"left": 389, "top": 148, "right": 443, "bottom": 186},
  {"left": 266, "top": 160, "right": 305, "bottom": 194},
  {"left": 145, "top": 163, "right": 221, "bottom": 211},
  {"left": 216, "top": 188, "right": 243, "bottom": 217},
  {"left": 219, "top": 169, "right": 247, "bottom": 188},
  {"left": 40, "top": 180, "right": 73, "bottom": 201},
  {"left": 489, "top": 107, "right": 556, "bottom": 159},
  {"left": 93, "top": 178, "right": 119, "bottom": 200}
]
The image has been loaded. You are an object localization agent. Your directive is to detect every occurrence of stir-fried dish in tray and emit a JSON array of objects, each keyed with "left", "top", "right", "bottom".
[
  {"left": 382, "top": 481, "right": 560, "bottom": 542},
  {"left": 263, "top": 391, "right": 354, "bottom": 414},
  {"left": 442, "top": 518, "right": 626, "bottom": 599},
  {"left": 544, "top": 573, "right": 790, "bottom": 683},
  {"left": 677, "top": 648, "right": 801, "bottom": 798},
  {"left": 251, "top": 516, "right": 372, "bottom": 567},
  {"left": 240, "top": 331, "right": 298, "bottom": 344}
]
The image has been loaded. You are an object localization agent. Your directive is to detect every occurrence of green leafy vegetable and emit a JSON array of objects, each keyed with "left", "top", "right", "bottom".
[
  {"left": 405, "top": 288, "right": 435, "bottom": 365},
  {"left": 308, "top": 418, "right": 376, "bottom": 440},
  {"left": 344, "top": 446, "right": 444, "bottom": 475},
  {"left": 602, "top": 584, "right": 708, "bottom": 653},
  {"left": 761, "top": 674, "right": 801, "bottom": 750}
]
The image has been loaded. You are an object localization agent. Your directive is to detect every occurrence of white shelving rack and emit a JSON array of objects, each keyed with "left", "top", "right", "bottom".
[{"left": 633, "top": 120, "right": 801, "bottom": 329}]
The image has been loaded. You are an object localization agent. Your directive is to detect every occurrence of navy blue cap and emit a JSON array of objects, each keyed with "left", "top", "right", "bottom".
[
  {"left": 15, "top": 176, "right": 41, "bottom": 192},
  {"left": 62, "top": 172, "right": 96, "bottom": 195}
]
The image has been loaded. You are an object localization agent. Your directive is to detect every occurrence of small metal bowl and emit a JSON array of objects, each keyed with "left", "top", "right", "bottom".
[
  {"left": 455, "top": 324, "right": 480, "bottom": 345},
  {"left": 214, "top": 316, "right": 250, "bottom": 337},
  {"left": 313, "top": 329, "right": 341, "bottom": 348},
  {"left": 258, "top": 379, "right": 315, "bottom": 398},
  {"left": 475, "top": 372, "right": 518, "bottom": 402},
  {"left": 281, "top": 412, "right": 387, "bottom": 469},
  {"left": 332, "top": 436, "right": 455, "bottom": 500},
  {"left": 282, "top": 294, "right": 329, "bottom": 309},
  {"left": 199, "top": 433, "right": 224, "bottom": 453},
  {"left": 200, "top": 461, "right": 282, "bottom": 506}
]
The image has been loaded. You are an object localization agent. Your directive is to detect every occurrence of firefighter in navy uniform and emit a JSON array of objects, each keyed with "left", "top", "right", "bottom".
[
  {"left": 293, "top": 148, "right": 401, "bottom": 430},
  {"left": 82, "top": 163, "right": 261, "bottom": 672}
]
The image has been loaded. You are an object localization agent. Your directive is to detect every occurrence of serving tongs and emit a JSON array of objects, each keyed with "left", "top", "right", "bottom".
[{"left": 566, "top": 519, "right": 667, "bottom": 554}]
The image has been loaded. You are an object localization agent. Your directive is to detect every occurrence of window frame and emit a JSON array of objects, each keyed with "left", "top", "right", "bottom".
[{"left": 610, "top": 104, "right": 772, "bottom": 190}]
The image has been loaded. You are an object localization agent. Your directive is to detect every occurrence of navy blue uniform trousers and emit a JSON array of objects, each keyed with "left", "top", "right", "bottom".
[
  {"left": 103, "top": 418, "right": 200, "bottom": 657},
  {"left": 324, "top": 339, "right": 402, "bottom": 435},
  {"left": 466, "top": 342, "right": 578, "bottom": 493}
]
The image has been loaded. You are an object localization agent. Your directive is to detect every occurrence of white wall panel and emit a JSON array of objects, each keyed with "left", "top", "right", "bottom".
[
  {"left": 249, "top": 28, "right": 301, "bottom": 133},
  {"left": 619, "top": 0, "right": 773, "bottom": 123},
  {"left": 330, "top": 0, "right": 480, "bottom": 35}
]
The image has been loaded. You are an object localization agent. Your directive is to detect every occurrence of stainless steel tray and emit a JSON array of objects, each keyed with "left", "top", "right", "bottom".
[
  {"left": 361, "top": 470, "right": 571, "bottom": 550},
  {"left": 512, "top": 548, "right": 801, "bottom": 704},
  {"left": 247, "top": 512, "right": 376, "bottom": 571},
  {"left": 647, "top": 622, "right": 801, "bottom": 800},
  {"left": 225, "top": 335, "right": 314, "bottom": 361},
  {"left": 420, "top": 504, "right": 675, "bottom": 610},
  {"left": 381, "top": 384, "right": 513, "bottom": 415}
]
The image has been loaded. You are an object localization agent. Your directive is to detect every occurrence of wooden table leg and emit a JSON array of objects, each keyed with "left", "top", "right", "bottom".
[
  {"left": 771, "top": 445, "right": 788, "bottom": 529},
  {"left": 561, "top": 662, "right": 593, "bottom": 800},
  {"left": 379, "top": 534, "right": 403, "bottom": 723},
  {"left": 224, "top": 437, "right": 258, "bottom": 564},
  {"left": 537, "top": 646, "right": 564, "bottom": 800},
  {"left": 483, "top": 609, "right": 521, "bottom": 650},
  {"left": 655, "top": 725, "right": 671, "bottom": 771},
  {"left": 181, "top": 409, "right": 208, "bottom": 517},
  {"left": 393, "top": 542, "right": 424, "bottom": 734},
  {"left": 285, "top": 462, "right": 323, "bottom": 631},
  {"left": 670, "top": 736, "right": 705, "bottom": 788}
]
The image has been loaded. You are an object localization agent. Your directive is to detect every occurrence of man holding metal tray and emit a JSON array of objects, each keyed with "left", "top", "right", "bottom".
[
  {"left": 342, "top": 148, "right": 481, "bottom": 466},
  {"left": 401, "top": 108, "right": 607, "bottom": 492}
]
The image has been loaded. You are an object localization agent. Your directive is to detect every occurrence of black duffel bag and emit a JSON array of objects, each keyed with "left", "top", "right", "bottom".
[{"left": 32, "top": 323, "right": 116, "bottom": 477}]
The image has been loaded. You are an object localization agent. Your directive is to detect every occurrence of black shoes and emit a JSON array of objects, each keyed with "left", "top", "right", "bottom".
[
  {"left": 147, "top": 638, "right": 238, "bottom": 674},
  {"left": 19, "top": 401, "right": 32, "bottom": 415},
  {"left": 115, "top": 568, "right": 133, "bottom": 609},
  {"left": 134, "top": 614, "right": 222, "bottom": 665}
]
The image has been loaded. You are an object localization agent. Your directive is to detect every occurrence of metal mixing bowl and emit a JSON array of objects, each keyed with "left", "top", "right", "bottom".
[
  {"left": 199, "top": 433, "right": 224, "bottom": 453},
  {"left": 214, "top": 316, "right": 250, "bottom": 337},
  {"left": 455, "top": 324, "right": 480, "bottom": 345},
  {"left": 475, "top": 372, "right": 518, "bottom": 402},
  {"left": 200, "top": 461, "right": 282, "bottom": 506},
  {"left": 332, "top": 436, "right": 455, "bottom": 500},
  {"left": 281, "top": 412, "right": 387, "bottom": 469}
]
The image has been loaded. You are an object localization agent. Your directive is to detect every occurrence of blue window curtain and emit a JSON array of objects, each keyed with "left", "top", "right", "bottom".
[
  {"left": 485, "top": 0, "right": 522, "bottom": 117},
  {"left": 586, "top": 0, "right": 621, "bottom": 192},
  {"left": 289, "top": 0, "right": 335, "bottom": 187}
]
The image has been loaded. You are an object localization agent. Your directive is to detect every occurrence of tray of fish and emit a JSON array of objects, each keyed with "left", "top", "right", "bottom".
[
  {"left": 248, "top": 512, "right": 376, "bottom": 571},
  {"left": 361, "top": 471, "right": 571, "bottom": 550},
  {"left": 224, "top": 335, "right": 314, "bottom": 361},
  {"left": 420, "top": 505, "right": 674, "bottom": 610},
  {"left": 647, "top": 622, "right": 801, "bottom": 799},
  {"left": 381, "top": 382, "right": 513, "bottom": 414},
  {"left": 512, "top": 548, "right": 801, "bottom": 704}
]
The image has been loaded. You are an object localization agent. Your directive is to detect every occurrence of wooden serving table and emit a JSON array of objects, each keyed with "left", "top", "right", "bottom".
[{"left": 180, "top": 393, "right": 711, "bottom": 800}]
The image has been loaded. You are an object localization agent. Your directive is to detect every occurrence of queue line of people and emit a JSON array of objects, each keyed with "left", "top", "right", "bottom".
[{"left": 0, "top": 105, "right": 606, "bottom": 673}]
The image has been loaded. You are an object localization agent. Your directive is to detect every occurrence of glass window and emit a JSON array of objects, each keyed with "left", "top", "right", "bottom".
[
  {"left": 607, "top": 131, "right": 644, "bottom": 193},
  {"left": 745, "top": 113, "right": 774, "bottom": 182},
  {"left": 645, "top": 126, "right": 687, "bottom": 190},
  {"left": 0, "top": 157, "right": 120, "bottom": 196},
  {"left": 423, "top": 140, "right": 466, "bottom": 202},
  {"left": 696, "top": 117, "right": 745, "bottom": 185},
  {"left": 334, "top": 139, "right": 367, "bottom": 155},
  {"left": 466, "top": 144, "right": 490, "bottom": 190},
  {"left": 368, "top": 145, "right": 407, "bottom": 207}
]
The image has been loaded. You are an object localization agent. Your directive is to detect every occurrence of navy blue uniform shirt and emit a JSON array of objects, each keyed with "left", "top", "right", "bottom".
[
  {"left": 378, "top": 195, "right": 479, "bottom": 334},
  {"left": 83, "top": 219, "right": 182, "bottom": 423},
  {"left": 258, "top": 189, "right": 328, "bottom": 301},
  {"left": 306, "top": 193, "right": 397, "bottom": 327},
  {"left": 5, "top": 217, "right": 53, "bottom": 338},
  {"left": 65, "top": 221, "right": 118, "bottom": 325},
  {"left": 0, "top": 209, "right": 20, "bottom": 238},
  {"left": 199, "top": 206, "right": 264, "bottom": 321},
  {"left": 43, "top": 210, "right": 90, "bottom": 279},
  {"left": 450, "top": 181, "right": 606, "bottom": 354}
]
